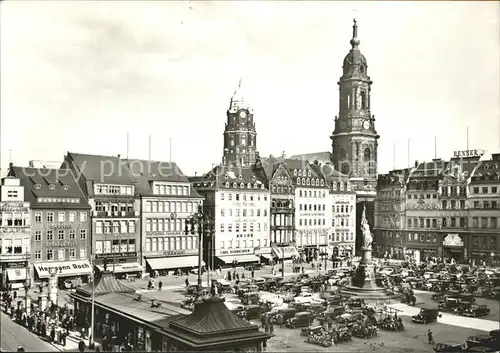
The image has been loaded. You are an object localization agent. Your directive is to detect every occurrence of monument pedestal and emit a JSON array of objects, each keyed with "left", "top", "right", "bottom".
[{"left": 341, "top": 247, "right": 398, "bottom": 302}]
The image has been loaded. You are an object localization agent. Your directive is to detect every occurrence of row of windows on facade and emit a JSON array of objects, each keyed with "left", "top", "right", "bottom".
[
  {"left": 6, "top": 190, "right": 19, "bottom": 198},
  {"left": 34, "top": 211, "right": 88, "bottom": 223},
  {"left": 299, "top": 204, "right": 326, "bottom": 212},
  {"left": 407, "top": 217, "right": 499, "bottom": 229},
  {"left": 144, "top": 236, "right": 198, "bottom": 252},
  {"left": 222, "top": 181, "right": 265, "bottom": 190},
  {"left": 35, "top": 248, "right": 87, "bottom": 261},
  {"left": 94, "top": 239, "right": 136, "bottom": 254},
  {"left": 220, "top": 193, "right": 268, "bottom": 201},
  {"left": 472, "top": 200, "right": 499, "bottom": 209},
  {"left": 271, "top": 200, "right": 293, "bottom": 208},
  {"left": 94, "top": 202, "right": 134, "bottom": 213},
  {"left": 145, "top": 218, "right": 183, "bottom": 232},
  {"left": 152, "top": 184, "right": 190, "bottom": 196},
  {"left": 378, "top": 190, "right": 402, "bottom": 199},
  {"left": 95, "top": 184, "right": 134, "bottom": 195},
  {"left": 220, "top": 239, "right": 268, "bottom": 249},
  {"left": 145, "top": 201, "right": 201, "bottom": 214},
  {"left": 472, "top": 186, "right": 499, "bottom": 194},
  {"left": 0, "top": 213, "right": 28, "bottom": 226},
  {"left": 272, "top": 185, "right": 293, "bottom": 194},
  {"left": 441, "top": 200, "right": 467, "bottom": 210},
  {"left": 408, "top": 193, "right": 438, "bottom": 200},
  {"left": 332, "top": 218, "right": 351, "bottom": 227},
  {"left": 440, "top": 186, "right": 467, "bottom": 196},
  {"left": 0, "top": 239, "right": 29, "bottom": 254},
  {"left": 95, "top": 221, "right": 136, "bottom": 234},
  {"left": 34, "top": 229, "right": 87, "bottom": 241},
  {"left": 296, "top": 178, "right": 325, "bottom": 187},
  {"left": 228, "top": 137, "right": 254, "bottom": 147},
  {"left": 299, "top": 190, "right": 327, "bottom": 198},
  {"left": 220, "top": 223, "right": 268, "bottom": 232},
  {"left": 220, "top": 208, "right": 268, "bottom": 217},
  {"left": 332, "top": 232, "right": 354, "bottom": 242},
  {"left": 298, "top": 218, "right": 327, "bottom": 227}
]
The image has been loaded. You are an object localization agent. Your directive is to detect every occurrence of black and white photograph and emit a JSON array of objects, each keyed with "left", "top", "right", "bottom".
[{"left": 0, "top": 1, "right": 499, "bottom": 352}]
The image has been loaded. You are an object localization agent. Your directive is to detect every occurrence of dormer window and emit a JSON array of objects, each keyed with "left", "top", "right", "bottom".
[
  {"left": 297, "top": 178, "right": 301, "bottom": 185},
  {"left": 308, "top": 171, "right": 311, "bottom": 177},
  {"left": 225, "top": 174, "right": 229, "bottom": 179},
  {"left": 238, "top": 175, "right": 242, "bottom": 180},
  {"left": 233, "top": 182, "right": 237, "bottom": 188},
  {"left": 34, "top": 184, "right": 41, "bottom": 190},
  {"left": 63, "top": 185, "right": 69, "bottom": 191},
  {"left": 240, "top": 183, "right": 244, "bottom": 188},
  {"left": 298, "top": 170, "right": 302, "bottom": 177},
  {"left": 49, "top": 184, "right": 55, "bottom": 190},
  {"left": 225, "top": 182, "right": 230, "bottom": 188},
  {"left": 261, "top": 184, "right": 265, "bottom": 190},
  {"left": 247, "top": 183, "right": 252, "bottom": 188},
  {"left": 254, "top": 183, "right": 258, "bottom": 189},
  {"left": 293, "top": 169, "right": 297, "bottom": 176},
  {"left": 251, "top": 175, "right": 256, "bottom": 181},
  {"left": 320, "top": 179, "right": 325, "bottom": 186}
]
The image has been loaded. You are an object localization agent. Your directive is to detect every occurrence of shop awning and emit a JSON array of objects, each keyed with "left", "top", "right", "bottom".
[
  {"left": 260, "top": 254, "right": 273, "bottom": 260},
  {"left": 146, "top": 256, "right": 204, "bottom": 270},
  {"left": 272, "top": 246, "right": 300, "bottom": 259},
  {"left": 6, "top": 268, "right": 27, "bottom": 281},
  {"left": 217, "top": 254, "right": 259, "bottom": 264},
  {"left": 95, "top": 262, "right": 143, "bottom": 274},
  {"left": 34, "top": 260, "right": 92, "bottom": 279}
]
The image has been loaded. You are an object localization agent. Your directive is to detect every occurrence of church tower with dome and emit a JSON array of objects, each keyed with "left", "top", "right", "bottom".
[
  {"left": 331, "top": 19, "right": 380, "bottom": 251},
  {"left": 331, "top": 19, "right": 379, "bottom": 198},
  {"left": 222, "top": 79, "right": 258, "bottom": 167}
]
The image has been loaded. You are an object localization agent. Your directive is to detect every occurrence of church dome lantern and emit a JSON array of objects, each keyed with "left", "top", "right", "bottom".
[{"left": 342, "top": 19, "right": 368, "bottom": 77}]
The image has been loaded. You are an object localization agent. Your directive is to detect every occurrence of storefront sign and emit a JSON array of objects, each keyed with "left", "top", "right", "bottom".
[
  {"left": 0, "top": 202, "right": 30, "bottom": 212},
  {"left": 47, "top": 241, "right": 78, "bottom": 248},
  {"left": 163, "top": 250, "right": 186, "bottom": 256},
  {"left": 49, "top": 224, "right": 73, "bottom": 229},
  {"left": 1, "top": 227, "right": 30, "bottom": 233},
  {"left": 443, "top": 234, "right": 464, "bottom": 247},
  {"left": 254, "top": 247, "right": 271, "bottom": 255},
  {"left": 95, "top": 252, "right": 137, "bottom": 259},
  {"left": 5, "top": 261, "right": 27, "bottom": 268},
  {"left": 34, "top": 260, "right": 91, "bottom": 278},
  {"left": 453, "top": 149, "right": 484, "bottom": 158},
  {"left": 217, "top": 248, "right": 252, "bottom": 256},
  {"left": 146, "top": 231, "right": 183, "bottom": 236}
]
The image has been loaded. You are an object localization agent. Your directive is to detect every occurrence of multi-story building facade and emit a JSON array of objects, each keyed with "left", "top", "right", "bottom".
[
  {"left": 10, "top": 165, "right": 91, "bottom": 286},
  {"left": 125, "top": 159, "right": 204, "bottom": 275},
  {"left": 437, "top": 157, "right": 480, "bottom": 262},
  {"left": 0, "top": 172, "right": 31, "bottom": 289},
  {"left": 374, "top": 169, "right": 411, "bottom": 259},
  {"left": 280, "top": 159, "right": 329, "bottom": 261},
  {"left": 468, "top": 153, "right": 500, "bottom": 265},
  {"left": 64, "top": 153, "right": 142, "bottom": 276},
  {"left": 190, "top": 80, "right": 271, "bottom": 267}
]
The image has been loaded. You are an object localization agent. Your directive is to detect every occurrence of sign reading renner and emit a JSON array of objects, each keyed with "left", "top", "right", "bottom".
[{"left": 453, "top": 149, "right": 484, "bottom": 158}]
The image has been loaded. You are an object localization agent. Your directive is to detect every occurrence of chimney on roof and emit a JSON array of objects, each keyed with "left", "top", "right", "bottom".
[{"left": 414, "top": 160, "right": 419, "bottom": 168}]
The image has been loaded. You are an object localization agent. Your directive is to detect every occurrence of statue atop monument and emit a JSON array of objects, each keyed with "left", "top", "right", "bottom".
[{"left": 361, "top": 205, "right": 373, "bottom": 250}]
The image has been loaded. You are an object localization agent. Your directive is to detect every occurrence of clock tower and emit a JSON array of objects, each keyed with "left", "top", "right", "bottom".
[
  {"left": 331, "top": 19, "right": 379, "bottom": 194},
  {"left": 331, "top": 20, "right": 380, "bottom": 252},
  {"left": 222, "top": 79, "right": 257, "bottom": 167}
]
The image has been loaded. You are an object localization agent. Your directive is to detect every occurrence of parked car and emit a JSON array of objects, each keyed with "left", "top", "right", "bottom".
[
  {"left": 433, "top": 343, "right": 465, "bottom": 352},
  {"left": 438, "top": 297, "right": 462, "bottom": 312},
  {"left": 272, "top": 308, "right": 298, "bottom": 325},
  {"left": 292, "top": 292, "right": 324, "bottom": 305},
  {"left": 285, "top": 311, "right": 313, "bottom": 328},
  {"left": 455, "top": 304, "right": 490, "bottom": 318},
  {"left": 412, "top": 307, "right": 442, "bottom": 324}
]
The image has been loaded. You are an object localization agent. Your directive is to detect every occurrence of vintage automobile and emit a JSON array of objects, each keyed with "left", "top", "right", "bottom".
[
  {"left": 318, "top": 305, "right": 346, "bottom": 320},
  {"left": 292, "top": 292, "right": 324, "bottom": 305},
  {"left": 272, "top": 308, "right": 299, "bottom": 325},
  {"left": 238, "top": 304, "right": 264, "bottom": 320},
  {"left": 467, "top": 334, "right": 498, "bottom": 350},
  {"left": 241, "top": 292, "right": 260, "bottom": 305},
  {"left": 346, "top": 298, "right": 366, "bottom": 309},
  {"left": 489, "top": 286, "right": 500, "bottom": 300},
  {"left": 285, "top": 311, "right": 313, "bottom": 329},
  {"left": 438, "top": 297, "right": 463, "bottom": 312},
  {"left": 412, "top": 307, "right": 442, "bottom": 324},
  {"left": 238, "top": 284, "right": 259, "bottom": 296},
  {"left": 455, "top": 303, "right": 490, "bottom": 318}
]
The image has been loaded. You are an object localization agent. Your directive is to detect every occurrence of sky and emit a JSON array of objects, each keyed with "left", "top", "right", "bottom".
[{"left": 1, "top": 1, "right": 499, "bottom": 177}]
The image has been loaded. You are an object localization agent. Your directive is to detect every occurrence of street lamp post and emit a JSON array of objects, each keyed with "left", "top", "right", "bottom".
[
  {"left": 185, "top": 204, "right": 214, "bottom": 296},
  {"left": 89, "top": 254, "right": 95, "bottom": 349},
  {"left": 24, "top": 252, "right": 31, "bottom": 314}
]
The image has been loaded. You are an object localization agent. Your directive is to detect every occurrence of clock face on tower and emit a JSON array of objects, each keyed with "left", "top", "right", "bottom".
[
  {"left": 363, "top": 120, "right": 370, "bottom": 130},
  {"left": 239, "top": 110, "right": 247, "bottom": 118}
]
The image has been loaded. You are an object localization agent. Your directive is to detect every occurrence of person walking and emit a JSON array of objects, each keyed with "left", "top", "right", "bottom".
[
  {"left": 158, "top": 280, "right": 163, "bottom": 291},
  {"left": 185, "top": 278, "right": 189, "bottom": 288},
  {"left": 427, "top": 329, "right": 435, "bottom": 345}
]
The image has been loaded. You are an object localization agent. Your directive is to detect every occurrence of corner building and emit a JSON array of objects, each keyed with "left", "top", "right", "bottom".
[
  {"left": 64, "top": 153, "right": 142, "bottom": 277},
  {"left": 10, "top": 166, "right": 92, "bottom": 286},
  {"left": 191, "top": 80, "right": 271, "bottom": 267},
  {"left": 125, "top": 159, "right": 204, "bottom": 275},
  {"left": 0, "top": 172, "right": 31, "bottom": 289}
]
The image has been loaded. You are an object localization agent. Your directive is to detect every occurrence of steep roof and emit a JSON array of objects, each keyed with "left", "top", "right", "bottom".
[
  {"left": 124, "top": 159, "right": 202, "bottom": 198},
  {"left": 191, "top": 164, "right": 268, "bottom": 191},
  {"left": 64, "top": 152, "right": 136, "bottom": 185},
  {"left": 288, "top": 151, "right": 332, "bottom": 164},
  {"left": 471, "top": 157, "right": 500, "bottom": 182},
  {"left": 76, "top": 271, "right": 135, "bottom": 297},
  {"left": 9, "top": 166, "right": 90, "bottom": 210}
]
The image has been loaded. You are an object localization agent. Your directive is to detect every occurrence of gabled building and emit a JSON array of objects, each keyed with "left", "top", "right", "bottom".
[
  {"left": 124, "top": 159, "right": 204, "bottom": 275},
  {"left": 0, "top": 170, "right": 31, "bottom": 289},
  {"left": 9, "top": 164, "right": 91, "bottom": 287},
  {"left": 261, "top": 156, "right": 297, "bottom": 263},
  {"left": 190, "top": 80, "right": 270, "bottom": 267},
  {"left": 63, "top": 153, "right": 142, "bottom": 276}
]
